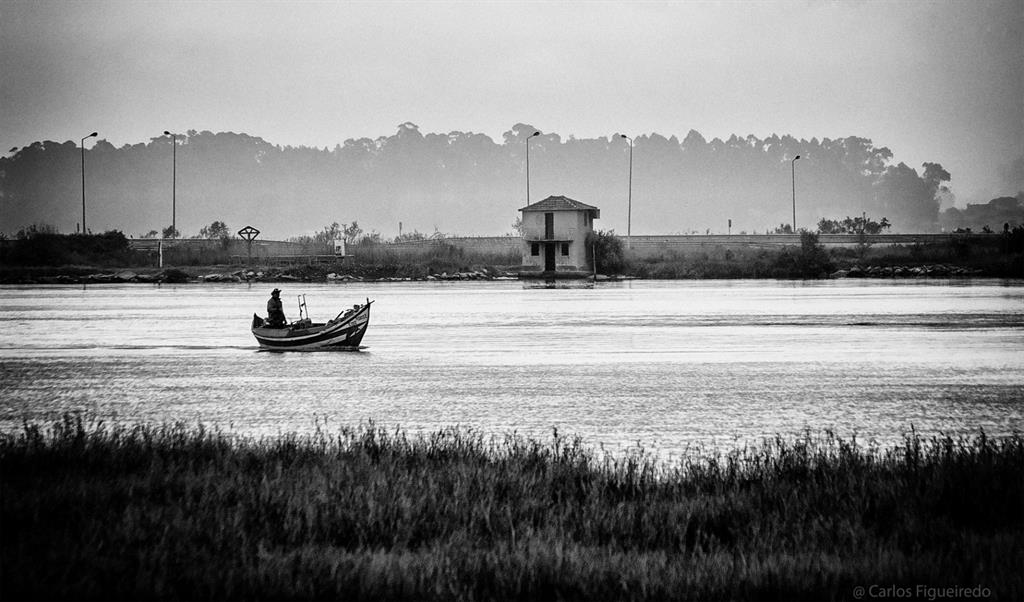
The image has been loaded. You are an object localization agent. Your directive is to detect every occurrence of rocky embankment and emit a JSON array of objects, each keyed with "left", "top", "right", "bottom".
[
  {"left": 1, "top": 263, "right": 998, "bottom": 284},
  {"left": 202, "top": 268, "right": 518, "bottom": 283},
  {"left": 4, "top": 267, "right": 519, "bottom": 285},
  {"left": 10, "top": 270, "right": 175, "bottom": 285},
  {"left": 831, "top": 264, "right": 985, "bottom": 278}
]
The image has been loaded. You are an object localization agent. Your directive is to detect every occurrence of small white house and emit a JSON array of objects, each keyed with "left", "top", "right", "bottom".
[{"left": 518, "top": 195, "right": 600, "bottom": 275}]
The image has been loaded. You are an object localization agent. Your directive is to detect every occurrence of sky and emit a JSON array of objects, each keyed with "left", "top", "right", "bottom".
[{"left": 1, "top": 0, "right": 1021, "bottom": 205}]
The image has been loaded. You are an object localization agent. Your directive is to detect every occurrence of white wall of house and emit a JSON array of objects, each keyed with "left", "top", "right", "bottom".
[{"left": 520, "top": 209, "right": 596, "bottom": 272}]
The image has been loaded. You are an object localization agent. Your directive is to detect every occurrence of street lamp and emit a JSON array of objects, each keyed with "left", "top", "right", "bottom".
[
  {"left": 3, "top": 148, "right": 15, "bottom": 232},
  {"left": 80, "top": 132, "right": 97, "bottom": 234},
  {"left": 620, "top": 134, "right": 633, "bottom": 249},
  {"left": 791, "top": 155, "right": 801, "bottom": 233},
  {"left": 164, "top": 131, "right": 177, "bottom": 238},
  {"left": 525, "top": 131, "right": 540, "bottom": 206}
]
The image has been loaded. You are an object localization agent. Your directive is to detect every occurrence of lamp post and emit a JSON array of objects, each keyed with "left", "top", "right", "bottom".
[
  {"left": 620, "top": 134, "right": 633, "bottom": 249},
  {"left": 4, "top": 148, "right": 15, "bottom": 232},
  {"left": 164, "top": 131, "right": 177, "bottom": 238},
  {"left": 791, "top": 155, "right": 801, "bottom": 233},
  {"left": 80, "top": 132, "right": 97, "bottom": 234},
  {"left": 525, "top": 131, "right": 540, "bottom": 206}
]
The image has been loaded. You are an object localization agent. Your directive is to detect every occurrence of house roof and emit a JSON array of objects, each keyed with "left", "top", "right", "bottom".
[{"left": 519, "top": 195, "right": 600, "bottom": 216}]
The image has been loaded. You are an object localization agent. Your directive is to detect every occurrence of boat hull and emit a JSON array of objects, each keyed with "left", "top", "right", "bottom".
[{"left": 251, "top": 301, "right": 371, "bottom": 351}]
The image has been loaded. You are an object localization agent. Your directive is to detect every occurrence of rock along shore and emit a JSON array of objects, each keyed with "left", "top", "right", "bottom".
[
  {"left": 2, "top": 266, "right": 521, "bottom": 285},
  {"left": 0, "top": 262, "right": 995, "bottom": 285}
]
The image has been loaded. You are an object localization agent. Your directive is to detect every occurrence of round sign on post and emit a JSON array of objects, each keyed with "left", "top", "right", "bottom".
[{"left": 238, "top": 226, "right": 260, "bottom": 265}]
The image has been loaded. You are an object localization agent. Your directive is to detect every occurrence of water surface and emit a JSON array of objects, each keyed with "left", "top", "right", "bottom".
[{"left": 1, "top": 280, "right": 1021, "bottom": 456}]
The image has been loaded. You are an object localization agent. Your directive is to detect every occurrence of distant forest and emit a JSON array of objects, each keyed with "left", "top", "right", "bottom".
[{"left": 0, "top": 122, "right": 974, "bottom": 239}]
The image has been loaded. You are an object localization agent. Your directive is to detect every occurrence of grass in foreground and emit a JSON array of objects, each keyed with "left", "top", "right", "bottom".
[{"left": 1, "top": 415, "right": 1022, "bottom": 601}]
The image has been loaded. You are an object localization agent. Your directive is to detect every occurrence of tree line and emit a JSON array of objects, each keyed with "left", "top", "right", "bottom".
[{"left": 0, "top": 123, "right": 972, "bottom": 239}]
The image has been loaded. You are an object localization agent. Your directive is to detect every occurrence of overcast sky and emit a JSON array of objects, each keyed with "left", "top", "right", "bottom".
[{"left": 2, "top": 0, "right": 1021, "bottom": 204}]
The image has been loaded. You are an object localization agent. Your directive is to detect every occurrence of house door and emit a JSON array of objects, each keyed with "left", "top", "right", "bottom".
[
  {"left": 544, "top": 244, "right": 556, "bottom": 271},
  {"left": 545, "top": 213, "right": 554, "bottom": 239}
]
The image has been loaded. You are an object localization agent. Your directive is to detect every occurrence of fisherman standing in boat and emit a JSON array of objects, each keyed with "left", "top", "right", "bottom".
[{"left": 267, "top": 288, "right": 287, "bottom": 327}]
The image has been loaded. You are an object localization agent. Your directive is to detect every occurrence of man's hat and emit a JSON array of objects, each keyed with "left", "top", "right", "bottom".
[{"left": 271, "top": 288, "right": 281, "bottom": 295}]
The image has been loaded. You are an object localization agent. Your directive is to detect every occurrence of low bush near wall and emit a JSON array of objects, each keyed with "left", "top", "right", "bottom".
[
  {"left": 159, "top": 244, "right": 235, "bottom": 266},
  {"left": 0, "top": 230, "right": 145, "bottom": 267},
  {"left": 349, "top": 242, "right": 520, "bottom": 277},
  {"left": 625, "top": 234, "right": 1023, "bottom": 279},
  {"left": 629, "top": 237, "right": 834, "bottom": 279}
]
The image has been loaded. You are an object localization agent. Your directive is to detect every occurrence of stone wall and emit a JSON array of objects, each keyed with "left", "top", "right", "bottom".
[
  {"left": 380, "top": 236, "right": 522, "bottom": 256},
  {"left": 128, "top": 233, "right": 999, "bottom": 263},
  {"left": 129, "top": 238, "right": 317, "bottom": 257}
]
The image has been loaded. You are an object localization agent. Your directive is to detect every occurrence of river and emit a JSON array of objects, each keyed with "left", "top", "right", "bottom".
[{"left": 1, "top": 279, "right": 1022, "bottom": 457}]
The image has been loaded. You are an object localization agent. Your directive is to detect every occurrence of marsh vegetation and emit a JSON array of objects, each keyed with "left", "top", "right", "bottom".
[{"left": 2, "top": 415, "right": 1021, "bottom": 600}]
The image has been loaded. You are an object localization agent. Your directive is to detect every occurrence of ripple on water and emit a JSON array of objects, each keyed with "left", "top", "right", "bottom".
[{"left": 1, "top": 280, "right": 1022, "bottom": 454}]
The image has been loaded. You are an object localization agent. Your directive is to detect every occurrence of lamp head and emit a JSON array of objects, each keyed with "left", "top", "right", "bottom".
[
  {"left": 530, "top": 131, "right": 540, "bottom": 137},
  {"left": 794, "top": 155, "right": 801, "bottom": 161},
  {"left": 164, "top": 130, "right": 172, "bottom": 136},
  {"left": 89, "top": 132, "right": 97, "bottom": 138}
]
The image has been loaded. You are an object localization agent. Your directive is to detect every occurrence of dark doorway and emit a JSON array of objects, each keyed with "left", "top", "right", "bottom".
[{"left": 544, "top": 243, "right": 556, "bottom": 271}]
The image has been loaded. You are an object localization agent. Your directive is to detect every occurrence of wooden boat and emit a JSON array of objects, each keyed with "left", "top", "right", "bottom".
[{"left": 251, "top": 298, "right": 372, "bottom": 351}]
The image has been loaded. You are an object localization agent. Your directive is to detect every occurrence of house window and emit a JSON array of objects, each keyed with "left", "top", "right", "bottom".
[
  {"left": 531, "top": 243, "right": 539, "bottom": 256},
  {"left": 561, "top": 243, "right": 569, "bottom": 256}
]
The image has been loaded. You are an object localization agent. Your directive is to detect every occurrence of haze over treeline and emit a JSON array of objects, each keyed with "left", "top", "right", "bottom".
[{"left": 0, "top": 122, "right": 987, "bottom": 240}]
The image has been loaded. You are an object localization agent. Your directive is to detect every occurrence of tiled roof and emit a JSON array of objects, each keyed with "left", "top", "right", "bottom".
[{"left": 519, "top": 195, "right": 600, "bottom": 213}]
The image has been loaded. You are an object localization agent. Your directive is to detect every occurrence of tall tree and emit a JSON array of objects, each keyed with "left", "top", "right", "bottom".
[{"left": 0, "top": 126, "right": 954, "bottom": 238}]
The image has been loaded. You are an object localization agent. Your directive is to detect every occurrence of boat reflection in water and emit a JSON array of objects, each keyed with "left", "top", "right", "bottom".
[{"left": 251, "top": 298, "right": 372, "bottom": 351}]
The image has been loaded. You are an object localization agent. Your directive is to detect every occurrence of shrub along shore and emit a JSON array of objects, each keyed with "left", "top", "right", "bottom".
[
  {"left": 1, "top": 416, "right": 1021, "bottom": 601},
  {"left": 0, "top": 260, "right": 1004, "bottom": 285},
  {"left": 1, "top": 230, "right": 1022, "bottom": 283}
]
